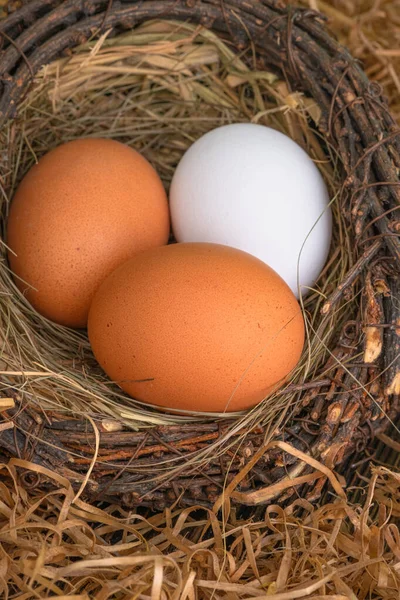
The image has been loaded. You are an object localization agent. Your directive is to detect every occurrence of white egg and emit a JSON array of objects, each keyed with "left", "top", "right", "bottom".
[{"left": 170, "top": 123, "right": 332, "bottom": 296}]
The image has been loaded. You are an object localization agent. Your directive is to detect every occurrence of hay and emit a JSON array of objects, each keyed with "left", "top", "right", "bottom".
[
  {"left": 1, "top": 455, "right": 400, "bottom": 599},
  {"left": 308, "top": 0, "right": 400, "bottom": 123}
]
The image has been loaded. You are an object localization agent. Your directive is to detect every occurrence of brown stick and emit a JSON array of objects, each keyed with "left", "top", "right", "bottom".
[{"left": 321, "top": 240, "right": 382, "bottom": 315}]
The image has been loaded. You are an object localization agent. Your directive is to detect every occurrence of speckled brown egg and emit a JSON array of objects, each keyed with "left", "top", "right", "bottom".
[
  {"left": 7, "top": 138, "right": 170, "bottom": 327},
  {"left": 88, "top": 243, "right": 305, "bottom": 413}
]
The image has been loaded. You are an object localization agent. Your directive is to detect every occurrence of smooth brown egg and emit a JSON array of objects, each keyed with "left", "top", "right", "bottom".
[
  {"left": 88, "top": 243, "right": 305, "bottom": 413},
  {"left": 7, "top": 138, "right": 169, "bottom": 327}
]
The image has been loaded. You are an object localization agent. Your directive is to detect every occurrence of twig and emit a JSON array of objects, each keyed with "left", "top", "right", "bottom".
[{"left": 321, "top": 240, "right": 382, "bottom": 315}]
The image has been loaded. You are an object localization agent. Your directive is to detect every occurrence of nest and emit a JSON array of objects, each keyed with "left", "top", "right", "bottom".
[{"left": 0, "top": 0, "right": 399, "bottom": 511}]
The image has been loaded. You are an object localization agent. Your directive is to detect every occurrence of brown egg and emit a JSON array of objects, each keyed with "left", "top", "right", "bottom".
[
  {"left": 7, "top": 138, "right": 169, "bottom": 327},
  {"left": 88, "top": 243, "right": 305, "bottom": 413}
]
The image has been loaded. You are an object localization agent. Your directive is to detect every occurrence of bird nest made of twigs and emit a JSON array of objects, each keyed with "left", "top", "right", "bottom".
[{"left": 0, "top": 0, "right": 399, "bottom": 511}]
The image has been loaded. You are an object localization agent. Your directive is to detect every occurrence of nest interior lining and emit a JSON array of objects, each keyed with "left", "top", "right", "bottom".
[{"left": 0, "top": 20, "right": 347, "bottom": 431}]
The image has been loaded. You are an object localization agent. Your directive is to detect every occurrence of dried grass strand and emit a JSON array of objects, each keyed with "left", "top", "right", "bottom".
[{"left": 0, "top": 455, "right": 399, "bottom": 599}]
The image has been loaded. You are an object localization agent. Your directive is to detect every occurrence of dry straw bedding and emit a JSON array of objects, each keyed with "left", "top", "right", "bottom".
[{"left": 1, "top": 458, "right": 400, "bottom": 599}]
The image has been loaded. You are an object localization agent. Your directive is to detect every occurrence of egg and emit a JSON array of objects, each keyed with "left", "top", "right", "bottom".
[
  {"left": 88, "top": 243, "right": 305, "bottom": 413},
  {"left": 7, "top": 138, "right": 170, "bottom": 327},
  {"left": 170, "top": 123, "right": 332, "bottom": 296}
]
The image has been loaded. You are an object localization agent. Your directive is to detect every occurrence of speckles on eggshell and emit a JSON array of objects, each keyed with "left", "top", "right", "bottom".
[
  {"left": 7, "top": 138, "right": 170, "bottom": 328},
  {"left": 88, "top": 242, "right": 305, "bottom": 413}
]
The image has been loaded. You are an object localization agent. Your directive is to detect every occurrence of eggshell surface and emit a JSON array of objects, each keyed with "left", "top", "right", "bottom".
[
  {"left": 170, "top": 123, "right": 332, "bottom": 296},
  {"left": 7, "top": 138, "right": 170, "bottom": 327},
  {"left": 88, "top": 243, "right": 305, "bottom": 413}
]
